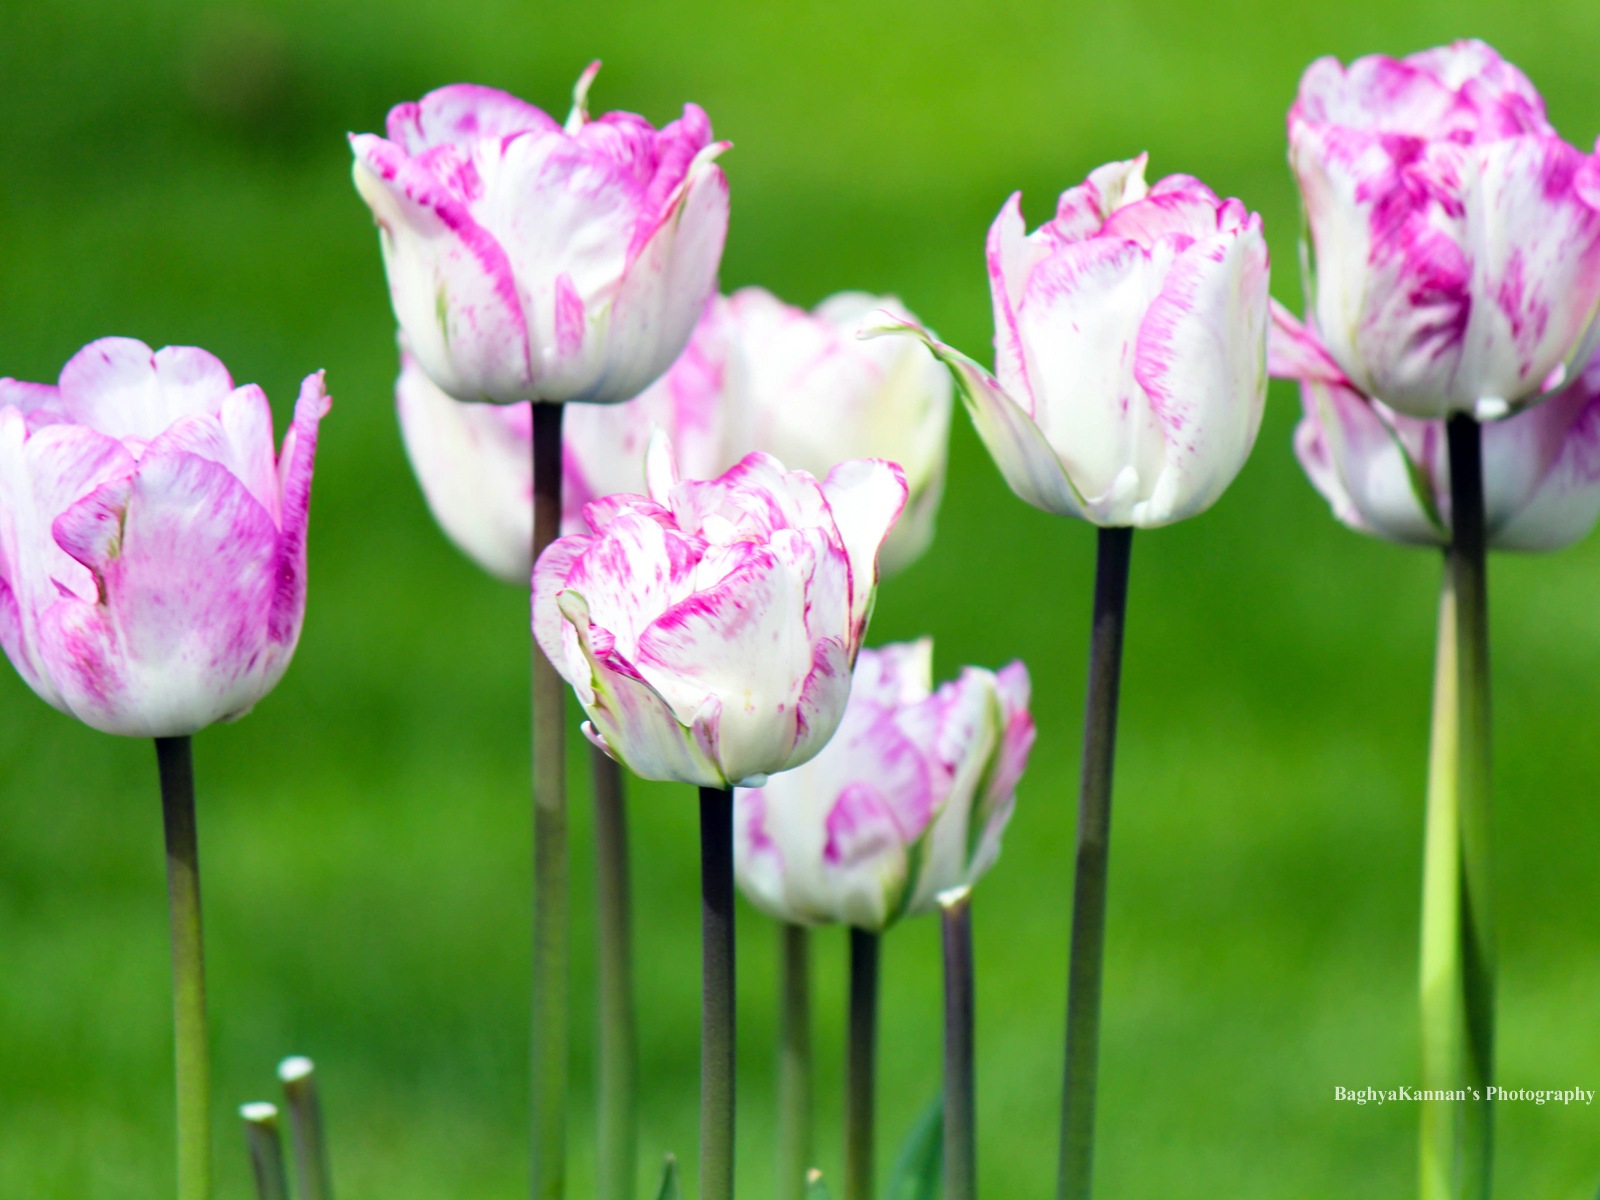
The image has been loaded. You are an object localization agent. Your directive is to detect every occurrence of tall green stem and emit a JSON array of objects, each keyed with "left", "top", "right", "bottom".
[
  {"left": 940, "top": 888, "right": 976, "bottom": 1200},
  {"left": 532, "top": 401, "right": 569, "bottom": 1200},
  {"left": 280, "top": 1056, "right": 334, "bottom": 1200},
  {"left": 240, "top": 1103, "right": 289, "bottom": 1200},
  {"left": 846, "top": 928, "right": 880, "bottom": 1200},
  {"left": 593, "top": 747, "right": 638, "bottom": 1200},
  {"left": 778, "top": 924, "right": 813, "bottom": 1200},
  {"left": 700, "top": 786, "right": 737, "bottom": 1200},
  {"left": 1057, "top": 525, "right": 1133, "bottom": 1200},
  {"left": 595, "top": 755, "right": 636, "bottom": 1200},
  {"left": 156, "top": 735, "right": 211, "bottom": 1200},
  {"left": 1434, "top": 414, "right": 1495, "bottom": 1199}
]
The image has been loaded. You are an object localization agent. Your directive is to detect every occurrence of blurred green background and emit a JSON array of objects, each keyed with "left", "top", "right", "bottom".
[{"left": 3, "top": 0, "right": 1600, "bottom": 1196}]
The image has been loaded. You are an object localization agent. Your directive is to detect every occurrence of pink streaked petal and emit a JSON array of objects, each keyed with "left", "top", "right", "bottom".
[
  {"left": 56, "top": 338, "right": 235, "bottom": 441},
  {"left": 556, "top": 588, "right": 727, "bottom": 786},
  {"left": 1484, "top": 366, "right": 1600, "bottom": 549},
  {"left": 819, "top": 458, "right": 906, "bottom": 646},
  {"left": 384, "top": 83, "right": 560, "bottom": 155},
  {"left": 564, "top": 508, "right": 704, "bottom": 660},
  {"left": 986, "top": 193, "right": 1044, "bottom": 406},
  {"left": 563, "top": 147, "right": 728, "bottom": 405},
  {"left": 849, "top": 640, "right": 934, "bottom": 710},
  {"left": 785, "top": 633, "right": 853, "bottom": 772},
  {"left": 1099, "top": 178, "right": 1227, "bottom": 246},
  {"left": 0, "top": 378, "right": 61, "bottom": 422},
  {"left": 1045, "top": 155, "right": 1150, "bottom": 244},
  {"left": 1267, "top": 300, "right": 1348, "bottom": 383},
  {"left": 44, "top": 450, "right": 283, "bottom": 737},
  {"left": 1131, "top": 227, "right": 1269, "bottom": 526},
  {"left": 267, "top": 372, "right": 330, "bottom": 646},
  {"left": 351, "top": 134, "right": 534, "bottom": 402}
]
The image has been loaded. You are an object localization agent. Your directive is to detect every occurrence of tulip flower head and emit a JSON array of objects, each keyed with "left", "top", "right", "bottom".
[
  {"left": 0, "top": 338, "right": 330, "bottom": 737},
  {"left": 734, "top": 640, "right": 1034, "bottom": 932},
  {"left": 1289, "top": 40, "right": 1600, "bottom": 420},
  {"left": 870, "top": 155, "right": 1269, "bottom": 528},
  {"left": 1273, "top": 302, "right": 1600, "bottom": 550},
  {"left": 351, "top": 64, "right": 730, "bottom": 406},
  {"left": 394, "top": 335, "right": 728, "bottom": 583},
  {"left": 533, "top": 438, "right": 907, "bottom": 788}
]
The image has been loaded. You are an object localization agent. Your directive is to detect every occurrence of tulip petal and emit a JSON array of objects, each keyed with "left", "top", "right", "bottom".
[
  {"left": 351, "top": 134, "right": 534, "bottom": 402},
  {"left": 385, "top": 84, "right": 560, "bottom": 155},
  {"left": 819, "top": 457, "right": 906, "bottom": 645},
  {"left": 268, "top": 373, "right": 331, "bottom": 646},
  {"left": 1267, "top": 299, "right": 1348, "bottom": 383},
  {"left": 862, "top": 313, "right": 1085, "bottom": 518},
  {"left": 1132, "top": 225, "right": 1270, "bottom": 526},
  {"left": 57, "top": 339, "right": 236, "bottom": 442},
  {"left": 396, "top": 351, "right": 533, "bottom": 584},
  {"left": 556, "top": 588, "right": 727, "bottom": 786},
  {"left": 40, "top": 450, "right": 283, "bottom": 737}
]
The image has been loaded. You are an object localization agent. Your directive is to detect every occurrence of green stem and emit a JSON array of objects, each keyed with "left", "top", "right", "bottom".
[
  {"left": 778, "top": 924, "right": 813, "bottom": 1200},
  {"left": 240, "top": 1103, "right": 289, "bottom": 1200},
  {"left": 593, "top": 747, "right": 638, "bottom": 1200},
  {"left": 533, "top": 401, "right": 570, "bottom": 1200},
  {"left": 280, "top": 1056, "right": 334, "bottom": 1200},
  {"left": 1445, "top": 414, "right": 1495, "bottom": 1199},
  {"left": 940, "top": 888, "right": 976, "bottom": 1200},
  {"left": 1057, "top": 525, "right": 1133, "bottom": 1200},
  {"left": 846, "top": 928, "right": 880, "bottom": 1200},
  {"left": 1419, "top": 563, "right": 1462, "bottom": 1199},
  {"left": 156, "top": 735, "right": 212, "bottom": 1200},
  {"left": 700, "top": 786, "right": 737, "bottom": 1200}
]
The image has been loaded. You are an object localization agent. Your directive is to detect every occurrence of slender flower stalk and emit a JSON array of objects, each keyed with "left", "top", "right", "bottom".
[
  {"left": 700, "top": 786, "right": 737, "bottom": 1200},
  {"left": 778, "top": 924, "right": 813, "bottom": 1200},
  {"left": 845, "top": 928, "right": 881, "bottom": 1200},
  {"left": 1419, "top": 563, "right": 1464, "bottom": 1197},
  {"left": 593, "top": 747, "right": 637, "bottom": 1200},
  {"left": 532, "top": 402, "right": 570, "bottom": 1200},
  {"left": 940, "top": 887, "right": 976, "bottom": 1200},
  {"left": 279, "top": 1057, "right": 334, "bottom": 1200},
  {"left": 1058, "top": 526, "right": 1133, "bottom": 1200},
  {"left": 241, "top": 1103, "right": 290, "bottom": 1200},
  {"left": 1438, "top": 416, "right": 1495, "bottom": 1198},
  {"left": 156, "top": 735, "right": 211, "bottom": 1200}
]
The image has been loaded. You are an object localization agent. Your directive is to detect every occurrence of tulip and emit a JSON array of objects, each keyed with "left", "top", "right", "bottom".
[
  {"left": 534, "top": 437, "right": 905, "bottom": 788},
  {"left": 394, "top": 337, "right": 728, "bottom": 583},
  {"left": 0, "top": 337, "right": 330, "bottom": 738},
  {"left": 1274, "top": 303, "right": 1600, "bottom": 551},
  {"left": 1289, "top": 39, "right": 1600, "bottom": 420},
  {"left": 351, "top": 66, "right": 729, "bottom": 408},
  {"left": 871, "top": 155, "right": 1268, "bottom": 528},
  {"left": 733, "top": 639, "right": 1034, "bottom": 932},
  {"left": 0, "top": 336, "right": 330, "bottom": 1200}
]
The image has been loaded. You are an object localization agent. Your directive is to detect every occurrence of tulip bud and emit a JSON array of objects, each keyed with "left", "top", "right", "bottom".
[
  {"left": 734, "top": 640, "right": 1035, "bottom": 932},
  {"left": 533, "top": 438, "right": 907, "bottom": 788},
  {"left": 351, "top": 66, "right": 730, "bottom": 406},
  {"left": 870, "top": 155, "right": 1269, "bottom": 528},
  {"left": 1288, "top": 40, "right": 1600, "bottom": 419},
  {"left": 1273, "top": 302, "right": 1600, "bottom": 550},
  {"left": 0, "top": 338, "right": 330, "bottom": 737}
]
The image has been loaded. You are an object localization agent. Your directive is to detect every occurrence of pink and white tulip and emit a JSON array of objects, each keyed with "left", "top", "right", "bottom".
[
  {"left": 1290, "top": 40, "right": 1600, "bottom": 419},
  {"left": 534, "top": 440, "right": 907, "bottom": 788},
  {"left": 1275, "top": 303, "right": 1600, "bottom": 550},
  {"left": 665, "top": 288, "right": 952, "bottom": 573},
  {"left": 734, "top": 640, "right": 1034, "bottom": 931},
  {"left": 872, "top": 156, "right": 1268, "bottom": 528},
  {"left": 395, "top": 337, "right": 727, "bottom": 583},
  {"left": 351, "top": 65, "right": 729, "bottom": 406},
  {"left": 0, "top": 338, "right": 330, "bottom": 737}
]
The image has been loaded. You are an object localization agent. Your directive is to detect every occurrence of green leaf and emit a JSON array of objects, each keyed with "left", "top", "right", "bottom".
[
  {"left": 653, "top": 1154, "right": 682, "bottom": 1200},
  {"left": 885, "top": 1095, "right": 943, "bottom": 1200}
]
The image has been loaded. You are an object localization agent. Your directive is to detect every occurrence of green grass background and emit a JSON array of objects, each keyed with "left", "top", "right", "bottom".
[{"left": 3, "top": 0, "right": 1600, "bottom": 1196}]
